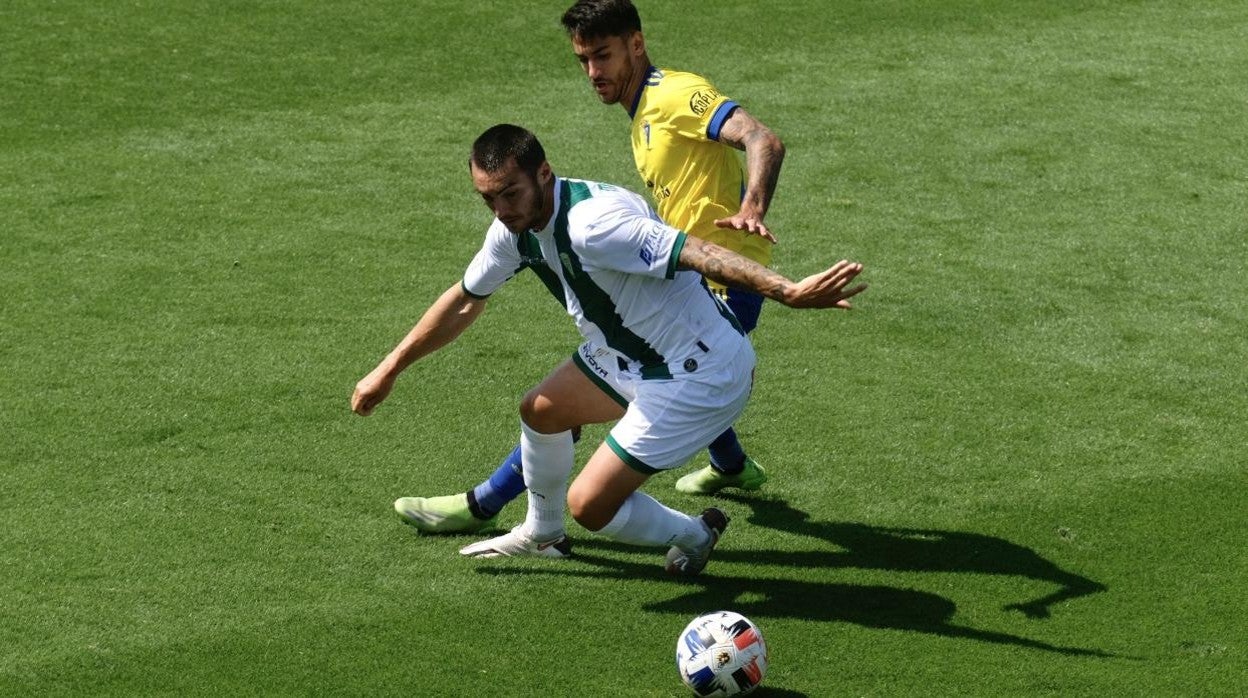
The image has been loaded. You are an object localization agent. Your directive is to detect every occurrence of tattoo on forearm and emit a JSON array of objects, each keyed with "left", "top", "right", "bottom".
[
  {"left": 723, "top": 115, "right": 785, "bottom": 214},
  {"left": 746, "top": 131, "right": 784, "bottom": 211},
  {"left": 682, "top": 239, "right": 790, "bottom": 301}
]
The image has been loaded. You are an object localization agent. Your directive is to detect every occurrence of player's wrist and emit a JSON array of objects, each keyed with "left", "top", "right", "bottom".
[
  {"left": 771, "top": 282, "right": 796, "bottom": 307},
  {"left": 738, "top": 202, "right": 766, "bottom": 220},
  {"left": 377, "top": 355, "right": 408, "bottom": 380}
]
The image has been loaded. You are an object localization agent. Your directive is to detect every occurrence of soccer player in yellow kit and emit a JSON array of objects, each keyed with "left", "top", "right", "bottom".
[{"left": 394, "top": 0, "right": 787, "bottom": 535}]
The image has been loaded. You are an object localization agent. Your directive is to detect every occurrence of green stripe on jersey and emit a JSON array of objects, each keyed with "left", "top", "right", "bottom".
[
  {"left": 554, "top": 180, "right": 668, "bottom": 368},
  {"left": 666, "top": 232, "right": 687, "bottom": 280},
  {"left": 517, "top": 230, "right": 565, "bottom": 305},
  {"left": 708, "top": 285, "right": 745, "bottom": 335}
]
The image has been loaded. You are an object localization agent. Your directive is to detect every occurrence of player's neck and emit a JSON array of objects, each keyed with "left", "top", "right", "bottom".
[
  {"left": 537, "top": 174, "right": 557, "bottom": 231},
  {"left": 622, "top": 56, "right": 653, "bottom": 115}
]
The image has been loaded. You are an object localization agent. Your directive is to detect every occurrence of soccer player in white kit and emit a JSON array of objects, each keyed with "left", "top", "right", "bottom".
[{"left": 352, "top": 124, "right": 865, "bottom": 575}]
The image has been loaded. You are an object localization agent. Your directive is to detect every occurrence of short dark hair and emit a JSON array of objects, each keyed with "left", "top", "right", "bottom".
[
  {"left": 469, "top": 124, "right": 546, "bottom": 177},
  {"left": 561, "top": 0, "right": 642, "bottom": 40}
]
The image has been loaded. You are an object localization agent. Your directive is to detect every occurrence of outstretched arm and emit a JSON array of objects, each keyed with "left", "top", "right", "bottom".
[
  {"left": 352, "top": 283, "right": 488, "bottom": 416},
  {"left": 714, "top": 106, "right": 786, "bottom": 243},
  {"left": 677, "top": 237, "right": 866, "bottom": 309}
]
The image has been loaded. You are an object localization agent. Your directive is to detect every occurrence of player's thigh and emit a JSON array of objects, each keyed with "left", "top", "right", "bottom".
[
  {"left": 607, "top": 345, "right": 755, "bottom": 472},
  {"left": 567, "top": 441, "right": 650, "bottom": 531},
  {"left": 521, "top": 358, "right": 627, "bottom": 434}
]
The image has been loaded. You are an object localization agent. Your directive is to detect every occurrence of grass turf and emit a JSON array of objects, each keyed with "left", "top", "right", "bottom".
[{"left": 2, "top": 0, "right": 1245, "bottom": 695}]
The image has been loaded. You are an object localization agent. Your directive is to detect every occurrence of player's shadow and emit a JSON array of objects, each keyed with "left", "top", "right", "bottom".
[
  {"left": 714, "top": 493, "right": 1108, "bottom": 621},
  {"left": 481, "top": 549, "right": 1109, "bottom": 657},
  {"left": 476, "top": 497, "right": 1113, "bottom": 657}
]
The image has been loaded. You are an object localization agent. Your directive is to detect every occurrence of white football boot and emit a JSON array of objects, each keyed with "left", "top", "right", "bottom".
[{"left": 459, "top": 526, "right": 573, "bottom": 559}]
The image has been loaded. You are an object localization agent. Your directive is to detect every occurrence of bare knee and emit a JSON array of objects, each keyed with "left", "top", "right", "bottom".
[
  {"left": 567, "top": 482, "right": 615, "bottom": 532},
  {"left": 520, "top": 389, "right": 567, "bottom": 434}
]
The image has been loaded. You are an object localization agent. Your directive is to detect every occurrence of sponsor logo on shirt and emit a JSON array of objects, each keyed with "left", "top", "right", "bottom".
[
  {"left": 519, "top": 232, "right": 545, "bottom": 267},
  {"left": 639, "top": 228, "right": 664, "bottom": 265},
  {"left": 579, "top": 344, "right": 610, "bottom": 379},
  {"left": 645, "top": 178, "right": 672, "bottom": 202},
  {"left": 689, "top": 89, "right": 720, "bottom": 116}
]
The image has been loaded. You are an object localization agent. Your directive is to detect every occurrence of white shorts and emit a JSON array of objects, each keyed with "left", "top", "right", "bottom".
[{"left": 572, "top": 338, "right": 756, "bottom": 473}]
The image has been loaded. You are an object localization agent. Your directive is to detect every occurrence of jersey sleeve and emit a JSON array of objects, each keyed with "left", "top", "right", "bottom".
[
  {"left": 658, "top": 71, "right": 739, "bottom": 143},
  {"left": 570, "top": 194, "right": 687, "bottom": 280},
  {"left": 462, "top": 221, "right": 523, "bottom": 298}
]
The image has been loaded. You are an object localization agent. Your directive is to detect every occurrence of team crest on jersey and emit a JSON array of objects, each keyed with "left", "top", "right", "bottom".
[{"left": 689, "top": 89, "right": 719, "bottom": 116}]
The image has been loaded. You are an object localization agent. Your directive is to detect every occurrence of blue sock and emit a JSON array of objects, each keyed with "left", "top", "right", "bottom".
[
  {"left": 707, "top": 427, "right": 747, "bottom": 475},
  {"left": 467, "top": 428, "right": 584, "bottom": 519},
  {"left": 469, "top": 446, "right": 526, "bottom": 519}
]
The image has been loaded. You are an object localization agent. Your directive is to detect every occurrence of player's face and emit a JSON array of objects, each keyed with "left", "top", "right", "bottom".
[
  {"left": 471, "top": 158, "right": 552, "bottom": 234},
  {"left": 570, "top": 32, "right": 644, "bottom": 105}
]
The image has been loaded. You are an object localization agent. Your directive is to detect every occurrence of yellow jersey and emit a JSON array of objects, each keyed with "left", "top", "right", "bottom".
[{"left": 628, "top": 66, "right": 772, "bottom": 288}]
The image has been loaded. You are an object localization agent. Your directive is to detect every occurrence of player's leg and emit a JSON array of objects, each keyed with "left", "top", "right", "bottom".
[
  {"left": 396, "top": 344, "right": 623, "bottom": 534},
  {"left": 573, "top": 340, "right": 754, "bottom": 574},
  {"left": 568, "top": 443, "right": 725, "bottom": 575},
  {"left": 462, "top": 421, "right": 581, "bottom": 520},
  {"left": 469, "top": 445, "right": 525, "bottom": 520},
  {"left": 678, "top": 287, "right": 769, "bottom": 495},
  {"left": 459, "top": 356, "right": 627, "bottom": 557},
  {"left": 394, "top": 430, "right": 582, "bottom": 534},
  {"left": 515, "top": 357, "right": 626, "bottom": 540}
]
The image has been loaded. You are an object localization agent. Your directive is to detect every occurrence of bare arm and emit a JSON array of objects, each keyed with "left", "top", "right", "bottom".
[
  {"left": 715, "top": 106, "right": 786, "bottom": 242},
  {"left": 351, "top": 282, "right": 488, "bottom": 415},
  {"left": 678, "top": 237, "right": 866, "bottom": 309}
]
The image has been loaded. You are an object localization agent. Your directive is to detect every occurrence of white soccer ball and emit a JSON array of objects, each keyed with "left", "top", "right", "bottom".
[{"left": 675, "top": 611, "right": 768, "bottom": 697}]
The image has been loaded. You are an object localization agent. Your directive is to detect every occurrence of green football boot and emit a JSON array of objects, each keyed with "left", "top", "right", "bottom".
[
  {"left": 674, "top": 457, "right": 768, "bottom": 495},
  {"left": 393, "top": 493, "right": 498, "bottom": 534}
]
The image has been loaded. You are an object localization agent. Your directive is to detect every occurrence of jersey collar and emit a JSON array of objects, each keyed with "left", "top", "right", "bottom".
[
  {"left": 531, "top": 176, "right": 564, "bottom": 236},
  {"left": 627, "top": 65, "right": 658, "bottom": 119}
]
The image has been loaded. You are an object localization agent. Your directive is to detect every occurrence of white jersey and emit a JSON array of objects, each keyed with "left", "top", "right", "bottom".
[{"left": 462, "top": 177, "right": 746, "bottom": 378}]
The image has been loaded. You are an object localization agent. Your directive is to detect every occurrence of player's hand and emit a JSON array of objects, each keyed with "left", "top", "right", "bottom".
[
  {"left": 783, "top": 260, "right": 867, "bottom": 309},
  {"left": 352, "top": 366, "right": 396, "bottom": 416},
  {"left": 713, "top": 213, "right": 778, "bottom": 244}
]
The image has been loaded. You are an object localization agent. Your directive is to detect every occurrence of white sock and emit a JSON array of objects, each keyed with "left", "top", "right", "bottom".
[
  {"left": 519, "top": 422, "right": 574, "bottom": 540},
  {"left": 597, "top": 491, "right": 709, "bottom": 550}
]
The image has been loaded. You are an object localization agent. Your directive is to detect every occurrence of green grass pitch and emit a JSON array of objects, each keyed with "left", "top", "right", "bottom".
[{"left": 2, "top": 1, "right": 1245, "bottom": 695}]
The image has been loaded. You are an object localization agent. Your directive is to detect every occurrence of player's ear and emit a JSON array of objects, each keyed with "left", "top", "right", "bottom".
[
  {"left": 537, "top": 161, "right": 553, "bottom": 184},
  {"left": 629, "top": 30, "right": 645, "bottom": 58}
]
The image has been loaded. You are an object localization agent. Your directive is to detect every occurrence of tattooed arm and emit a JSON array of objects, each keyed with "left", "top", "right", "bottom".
[
  {"left": 714, "top": 107, "right": 786, "bottom": 242},
  {"left": 677, "top": 236, "right": 866, "bottom": 310}
]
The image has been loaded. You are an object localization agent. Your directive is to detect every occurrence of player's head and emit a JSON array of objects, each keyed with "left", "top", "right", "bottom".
[
  {"left": 561, "top": 0, "right": 641, "bottom": 39},
  {"left": 469, "top": 124, "right": 554, "bottom": 235},
  {"left": 562, "top": 0, "right": 648, "bottom": 106}
]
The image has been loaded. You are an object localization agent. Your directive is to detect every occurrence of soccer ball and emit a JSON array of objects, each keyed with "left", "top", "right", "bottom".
[{"left": 675, "top": 611, "right": 768, "bottom": 696}]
